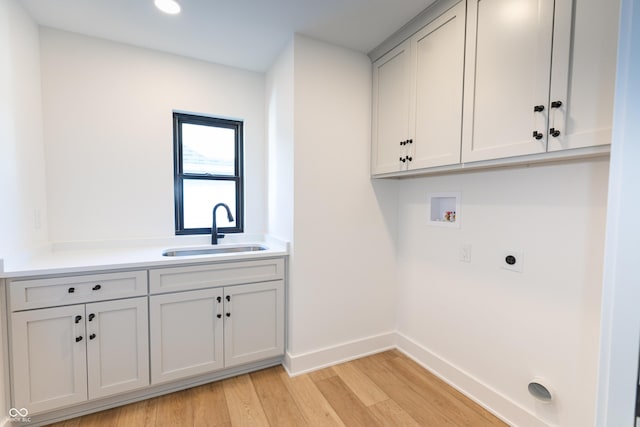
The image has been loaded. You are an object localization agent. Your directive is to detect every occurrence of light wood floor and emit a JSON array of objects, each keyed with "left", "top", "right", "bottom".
[{"left": 48, "top": 350, "right": 507, "bottom": 426}]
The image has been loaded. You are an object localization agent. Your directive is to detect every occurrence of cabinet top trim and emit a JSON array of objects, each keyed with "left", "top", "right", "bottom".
[{"left": 368, "top": 0, "right": 462, "bottom": 63}]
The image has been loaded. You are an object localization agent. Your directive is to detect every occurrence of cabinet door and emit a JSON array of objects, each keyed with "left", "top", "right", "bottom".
[
  {"left": 462, "top": 0, "right": 554, "bottom": 162},
  {"left": 86, "top": 297, "right": 149, "bottom": 399},
  {"left": 224, "top": 281, "right": 284, "bottom": 368},
  {"left": 409, "top": 1, "right": 465, "bottom": 169},
  {"left": 11, "top": 305, "right": 87, "bottom": 414},
  {"left": 150, "top": 288, "right": 224, "bottom": 384},
  {"left": 372, "top": 39, "right": 411, "bottom": 175},
  {"left": 547, "top": 0, "right": 619, "bottom": 151}
]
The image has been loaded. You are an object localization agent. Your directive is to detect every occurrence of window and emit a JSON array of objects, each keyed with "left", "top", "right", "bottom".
[{"left": 173, "top": 112, "right": 244, "bottom": 235}]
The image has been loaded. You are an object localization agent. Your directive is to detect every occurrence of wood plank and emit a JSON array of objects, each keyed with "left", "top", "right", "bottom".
[
  {"left": 188, "top": 381, "right": 232, "bottom": 427},
  {"left": 115, "top": 398, "right": 157, "bottom": 426},
  {"left": 387, "top": 354, "right": 507, "bottom": 426},
  {"left": 250, "top": 367, "right": 308, "bottom": 426},
  {"left": 154, "top": 389, "right": 193, "bottom": 427},
  {"left": 372, "top": 349, "right": 403, "bottom": 361},
  {"left": 278, "top": 369, "right": 346, "bottom": 427},
  {"left": 314, "top": 376, "right": 382, "bottom": 427},
  {"left": 71, "top": 407, "right": 120, "bottom": 427},
  {"left": 222, "top": 373, "right": 270, "bottom": 426},
  {"left": 332, "top": 361, "right": 388, "bottom": 406},
  {"left": 308, "top": 366, "right": 338, "bottom": 382},
  {"left": 399, "top": 353, "right": 502, "bottom": 425},
  {"left": 382, "top": 354, "right": 481, "bottom": 426},
  {"left": 352, "top": 354, "right": 458, "bottom": 426},
  {"left": 368, "top": 399, "right": 421, "bottom": 427}
]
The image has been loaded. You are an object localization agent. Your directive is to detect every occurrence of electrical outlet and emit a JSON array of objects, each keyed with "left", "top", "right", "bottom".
[
  {"left": 460, "top": 244, "right": 472, "bottom": 263},
  {"left": 501, "top": 250, "right": 523, "bottom": 272}
]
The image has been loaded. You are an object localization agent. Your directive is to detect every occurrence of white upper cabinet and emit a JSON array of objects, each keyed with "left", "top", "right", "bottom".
[
  {"left": 462, "top": 0, "right": 554, "bottom": 162},
  {"left": 372, "top": 1, "right": 466, "bottom": 175},
  {"left": 547, "top": 0, "right": 620, "bottom": 151},
  {"left": 371, "top": 0, "right": 619, "bottom": 175},
  {"left": 462, "top": 0, "right": 619, "bottom": 163},
  {"left": 372, "top": 40, "right": 411, "bottom": 175},
  {"left": 409, "top": 1, "right": 466, "bottom": 170}
]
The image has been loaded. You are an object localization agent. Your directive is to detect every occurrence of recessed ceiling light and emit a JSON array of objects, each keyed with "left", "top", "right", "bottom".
[{"left": 154, "top": 0, "right": 181, "bottom": 15}]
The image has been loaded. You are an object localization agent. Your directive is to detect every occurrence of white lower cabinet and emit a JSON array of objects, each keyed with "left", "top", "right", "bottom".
[
  {"left": 150, "top": 280, "right": 285, "bottom": 383},
  {"left": 11, "top": 305, "right": 88, "bottom": 414},
  {"left": 224, "top": 281, "right": 285, "bottom": 368},
  {"left": 150, "top": 287, "right": 224, "bottom": 384},
  {"left": 10, "top": 297, "right": 149, "bottom": 414},
  {"left": 86, "top": 298, "right": 150, "bottom": 399},
  {"left": 6, "top": 257, "right": 286, "bottom": 421}
]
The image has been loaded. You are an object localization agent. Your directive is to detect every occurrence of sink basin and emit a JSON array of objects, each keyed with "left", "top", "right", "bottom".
[{"left": 162, "top": 245, "right": 268, "bottom": 257}]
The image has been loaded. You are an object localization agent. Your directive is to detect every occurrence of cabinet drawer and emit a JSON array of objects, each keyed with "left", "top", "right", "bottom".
[
  {"left": 9, "top": 271, "right": 148, "bottom": 311},
  {"left": 149, "top": 258, "right": 285, "bottom": 294}
]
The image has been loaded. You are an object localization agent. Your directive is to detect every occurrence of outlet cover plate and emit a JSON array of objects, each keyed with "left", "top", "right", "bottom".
[
  {"left": 501, "top": 250, "right": 523, "bottom": 272},
  {"left": 460, "top": 244, "right": 472, "bottom": 263}
]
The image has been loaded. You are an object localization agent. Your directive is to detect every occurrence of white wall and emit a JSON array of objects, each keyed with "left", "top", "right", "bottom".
[
  {"left": 266, "top": 40, "right": 294, "bottom": 244},
  {"left": 395, "top": 160, "right": 609, "bottom": 426},
  {"left": 596, "top": 0, "right": 640, "bottom": 424},
  {"left": 265, "top": 39, "right": 297, "bottom": 364},
  {"left": 0, "top": 0, "right": 48, "bottom": 418},
  {"left": 39, "top": 28, "right": 266, "bottom": 242},
  {"left": 0, "top": 0, "right": 48, "bottom": 258},
  {"left": 281, "top": 35, "right": 398, "bottom": 371}
]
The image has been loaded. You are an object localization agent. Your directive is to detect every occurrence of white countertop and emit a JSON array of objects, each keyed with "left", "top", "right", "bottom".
[{"left": 0, "top": 234, "right": 289, "bottom": 278}]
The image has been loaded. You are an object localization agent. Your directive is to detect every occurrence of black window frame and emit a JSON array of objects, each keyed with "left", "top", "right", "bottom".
[{"left": 173, "top": 112, "right": 244, "bottom": 236}]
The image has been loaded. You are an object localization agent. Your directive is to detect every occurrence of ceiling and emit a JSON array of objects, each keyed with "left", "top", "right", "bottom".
[{"left": 21, "top": 0, "right": 435, "bottom": 72}]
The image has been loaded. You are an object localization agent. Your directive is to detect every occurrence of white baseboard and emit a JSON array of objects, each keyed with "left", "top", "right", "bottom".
[
  {"left": 283, "top": 331, "right": 551, "bottom": 427},
  {"left": 396, "top": 332, "right": 549, "bottom": 427},
  {"left": 284, "top": 331, "right": 396, "bottom": 376}
]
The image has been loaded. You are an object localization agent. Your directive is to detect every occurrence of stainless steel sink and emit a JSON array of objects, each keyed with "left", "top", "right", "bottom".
[{"left": 162, "top": 245, "right": 268, "bottom": 257}]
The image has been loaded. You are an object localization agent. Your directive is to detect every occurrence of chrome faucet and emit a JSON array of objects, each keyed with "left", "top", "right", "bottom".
[{"left": 212, "top": 203, "right": 234, "bottom": 245}]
